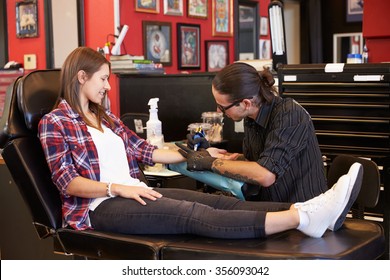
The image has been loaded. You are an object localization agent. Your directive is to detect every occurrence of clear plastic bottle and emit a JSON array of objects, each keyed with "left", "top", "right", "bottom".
[
  {"left": 362, "top": 44, "right": 369, "bottom": 63},
  {"left": 146, "top": 98, "right": 163, "bottom": 147},
  {"left": 201, "top": 112, "right": 224, "bottom": 143},
  {"left": 145, "top": 98, "right": 165, "bottom": 172}
]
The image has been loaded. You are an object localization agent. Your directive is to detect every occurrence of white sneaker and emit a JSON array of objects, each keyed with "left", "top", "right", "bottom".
[
  {"left": 328, "top": 162, "right": 363, "bottom": 231},
  {"left": 295, "top": 175, "right": 350, "bottom": 238}
]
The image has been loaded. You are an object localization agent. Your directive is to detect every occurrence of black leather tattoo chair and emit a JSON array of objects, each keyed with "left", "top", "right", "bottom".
[{"left": 0, "top": 69, "right": 385, "bottom": 259}]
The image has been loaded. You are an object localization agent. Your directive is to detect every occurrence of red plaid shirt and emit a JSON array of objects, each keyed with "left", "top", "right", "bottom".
[{"left": 38, "top": 100, "right": 156, "bottom": 230}]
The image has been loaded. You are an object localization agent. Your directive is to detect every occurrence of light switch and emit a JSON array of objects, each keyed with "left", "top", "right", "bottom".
[{"left": 24, "top": 54, "right": 37, "bottom": 70}]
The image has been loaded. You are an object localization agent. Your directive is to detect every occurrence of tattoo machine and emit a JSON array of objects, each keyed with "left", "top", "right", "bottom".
[{"left": 193, "top": 126, "right": 205, "bottom": 151}]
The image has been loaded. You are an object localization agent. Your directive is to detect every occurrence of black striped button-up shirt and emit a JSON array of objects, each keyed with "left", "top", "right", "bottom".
[{"left": 243, "top": 96, "right": 327, "bottom": 203}]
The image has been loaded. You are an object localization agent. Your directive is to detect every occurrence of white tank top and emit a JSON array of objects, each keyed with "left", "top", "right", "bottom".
[{"left": 87, "top": 124, "right": 149, "bottom": 212}]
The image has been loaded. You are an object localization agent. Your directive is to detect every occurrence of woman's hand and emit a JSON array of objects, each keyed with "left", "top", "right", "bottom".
[
  {"left": 112, "top": 184, "right": 162, "bottom": 206},
  {"left": 206, "top": 147, "right": 240, "bottom": 160}
]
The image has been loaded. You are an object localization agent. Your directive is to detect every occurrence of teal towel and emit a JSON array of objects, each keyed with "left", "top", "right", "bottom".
[{"left": 168, "top": 162, "right": 245, "bottom": 200}]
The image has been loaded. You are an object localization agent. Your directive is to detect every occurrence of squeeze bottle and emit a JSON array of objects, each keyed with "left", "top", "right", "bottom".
[{"left": 146, "top": 98, "right": 164, "bottom": 148}]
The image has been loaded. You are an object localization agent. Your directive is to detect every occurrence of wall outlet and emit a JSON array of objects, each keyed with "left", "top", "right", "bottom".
[{"left": 24, "top": 54, "right": 37, "bottom": 70}]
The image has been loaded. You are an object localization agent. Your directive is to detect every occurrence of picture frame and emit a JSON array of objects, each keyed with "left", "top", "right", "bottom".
[
  {"left": 205, "top": 40, "right": 229, "bottom": 72},
  {"left": 212, "top": 0, "right": 233, "bottom": 37},
  {"left": 239, "top": 5, "right": 255, "bottom": 23},
  {"left": 143, "top": 21, "right": 172, "bottom": 66},
  {"left": 16, "top": 0, "right": 38, "bottom": 38},
  {"left": 163, "top": 0, "right": 183, "bottom": 16},
  {"left": 177, "top": 23, "right": 201, "bottom": 70},
  {"left": 188, "top": 0, "right": 208, "bottom": 19},
  {"left": 260, "top": 17, "right": 268, "bottom": 36},
  {"left": 333, "top": 32, "right": 363, "bottom": 63},
  {"left": 346, "top": 0, "right": 363, "bottom": 22},
  {"left": 136, "top": 0, "right": 159, "bottom": 14},
  {"left": 259, "top": 39, "right": 271, "bottom": 59}
]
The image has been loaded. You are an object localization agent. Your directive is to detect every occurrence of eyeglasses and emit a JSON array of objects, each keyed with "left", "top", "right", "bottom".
[{"left": 216, "top": 97, "right": 253, "bottom": 114}]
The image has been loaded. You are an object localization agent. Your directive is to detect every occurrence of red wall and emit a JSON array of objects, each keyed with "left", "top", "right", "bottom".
[
  {"left": 6, "top": 0, "right": 270, "bottom": 116},
  {"left": 363, "top": 0, "right": 390, "bottom": 63},
  {"left": 84, "top": 0, "right": 115, "bottom": 49},
  {"left": 118, "top": 1, "right": 269, "bottom": 74},
  {"left": 7, "top": 0, "right": 47, "bottom": 69},
  {"left": 83, "top": 0, "right": 118, "bottom": 114}
]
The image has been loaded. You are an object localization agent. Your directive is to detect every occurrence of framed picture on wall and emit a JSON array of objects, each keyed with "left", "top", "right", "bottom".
[
  {"left": 143, "top": 21, "right": 172, "bottom": 66},
  {"left": 188, "top": 0, "right": 208, "bottom": 19},
  {"left": 136, "top": 0, "right": 160, "bottom": 14},
  {"left": 205, "top": 40, "right": 229, "bottom": 72},
  {"left": 177, "top": 23, "right": 201, "bottom": 70},
  {"left": 260, "top": 17, "right": 268, "bottom": 36},
  {"left": 212, "top": 0, "right": 233, "bottom": 36},
  {"left": 259, "top": 39, "right": 271, "bottom": 59},
  {"left": 346, "top": 0, "right": 363, "bottom": 22},
  {"left": 163, "top": 0, "right": 183, "bottom": 16},
  {"left": 16, "top": 0, "right": 38, "bottom": 38}
]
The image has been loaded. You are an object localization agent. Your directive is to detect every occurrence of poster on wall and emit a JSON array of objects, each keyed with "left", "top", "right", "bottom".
[
  {"left": 260, "top": 17, "right": 268, "bottom": 36},
  {"left": 212, "top": 0, "right": 233, "bottom": 37},
  {"left": 136, "top": 0, "right": 160, "bottom": 14},
  {"left": 346, "top": 0, "right": 363, "bottom": 22},
  {"left": 188, "top": 0, "right": 208, "bottom": 19},
  {"left": 16, "top": 1, "right": 38, "bottom": 38},
  {"left": 177, "top": 23, "right": 201, "bottom": 69},
  {"left": 259, "top": 39, "right": 271, "bottom": 59},
  {"left": 143, "top": 21, "right": 172, "bottom": 66},
  {"left": 163, "top": 0, "right": 183, "bottom": 16},
  {"left": 205, "top": 40, "right": 229, "bottom": 72}
]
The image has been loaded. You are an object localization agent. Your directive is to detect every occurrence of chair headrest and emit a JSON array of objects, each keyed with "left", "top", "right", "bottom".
[
  {"left": 327, "top": 155, "right": 380, "bottom": 208},
  {"left": 0, "top": 70, "right": 61, "bottom": 148},
  {"left": 17, "top": 69, "right": 61, "bottom": 132}
]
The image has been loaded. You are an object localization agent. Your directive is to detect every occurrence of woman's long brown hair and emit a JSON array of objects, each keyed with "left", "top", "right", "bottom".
[{"left": 58, "top": 46, "right": 114, "bottom": 129}]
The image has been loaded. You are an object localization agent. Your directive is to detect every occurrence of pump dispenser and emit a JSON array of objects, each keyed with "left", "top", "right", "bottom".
[{"left": 146, "top": 98, "right": 164, "bottom": 148}]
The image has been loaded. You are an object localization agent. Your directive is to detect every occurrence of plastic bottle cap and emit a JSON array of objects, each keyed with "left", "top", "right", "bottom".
[{"left": 148, "top": 98, "right": 159, "bottom": 109}]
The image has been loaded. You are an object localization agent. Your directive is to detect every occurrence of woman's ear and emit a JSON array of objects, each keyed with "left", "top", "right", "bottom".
[{"left": 77, "top": 70, "right": 87, "bottom": 84}]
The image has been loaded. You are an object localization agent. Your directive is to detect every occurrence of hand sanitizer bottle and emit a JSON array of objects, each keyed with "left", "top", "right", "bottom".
[
  {"left": 146, "top": 98, "right": 163, "bottom": 145},
  {"left": 146, "top": 98, "right": 165, "bottom": 171}
]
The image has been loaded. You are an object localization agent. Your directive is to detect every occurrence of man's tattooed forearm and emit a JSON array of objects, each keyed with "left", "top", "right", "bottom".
[{"left": 212, "top": 160, "right": 259, "bottom": 185}]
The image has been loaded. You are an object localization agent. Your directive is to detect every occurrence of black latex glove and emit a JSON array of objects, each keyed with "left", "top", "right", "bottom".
[
  {"left": 176, "top": 142, "right": 215, "bottom": 171},
  {"left": 186, "top": 133, "right": 210, "bottom": 150}
]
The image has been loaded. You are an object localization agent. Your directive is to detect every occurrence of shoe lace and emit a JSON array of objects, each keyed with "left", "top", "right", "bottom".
[{"left": 299, "top": 190, "right": 335, "bottom": 213}]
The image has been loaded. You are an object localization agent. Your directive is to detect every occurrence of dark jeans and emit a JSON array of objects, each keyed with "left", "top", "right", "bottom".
[{"left": 89, "top": 188, "right": 291, "bottom": 239}]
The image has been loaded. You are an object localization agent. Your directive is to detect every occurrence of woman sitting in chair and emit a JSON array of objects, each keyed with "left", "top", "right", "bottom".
[{"left": 38, "top": 47, "right": 362, "bottom": 239}]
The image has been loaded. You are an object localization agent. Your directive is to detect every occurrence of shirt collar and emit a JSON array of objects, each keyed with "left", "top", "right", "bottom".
[
  {"left": 58, "top": 99, "right": 113, "bottom": 128},
  {"left": 254, "top": 96, "right": 277, "bottom": 128},
  {"left": 58, "top": 99, "right": 80, "bottom": 119}
]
